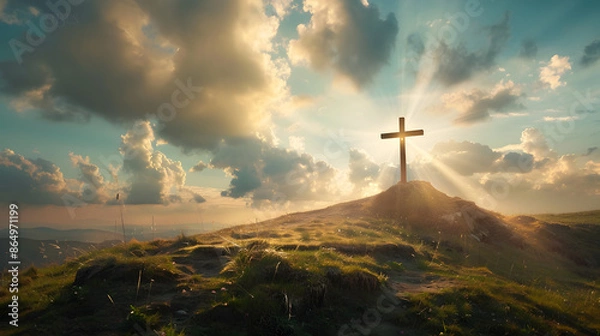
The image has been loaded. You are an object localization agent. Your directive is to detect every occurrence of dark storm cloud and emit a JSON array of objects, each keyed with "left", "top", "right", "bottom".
[
  {"left": 289, "top": 0, "right": 398, "bottom": 89},
  {"left": 0, "top": 0, "right": 287, "bottom": 151},
  {"left": 433, "top": 13, "right": 510, "bottom": 86},
  {"left": 519, "top": 39, "right": 537, "bottom": 59},
  {"left": 581, "top": 39, "right": 600, "bottom": 67}
]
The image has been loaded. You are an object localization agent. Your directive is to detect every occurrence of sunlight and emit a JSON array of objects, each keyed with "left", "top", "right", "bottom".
[{"left": 410, "top": 144, "right": 495, "bottom": 209}]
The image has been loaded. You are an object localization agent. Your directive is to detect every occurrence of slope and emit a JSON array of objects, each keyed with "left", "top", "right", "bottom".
[{"left": 1, "top": 181, "right": 599, "bottom": 335}]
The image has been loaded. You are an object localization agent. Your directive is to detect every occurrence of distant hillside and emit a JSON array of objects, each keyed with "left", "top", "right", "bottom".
[
  {"left": 532, "top": 210, "right": 600, "bottom": 225},
  {"left": 0, "top": 238, "right": 119, "bottom": 269},
  {"left": 2, "top": 181, "right": 599, "bottom": 335},
  {"left": 0, "top": 225, "right": 216, "bottom": 244},
  {"left": 0, "top": 227, "right": 119, "bottom": 243}
]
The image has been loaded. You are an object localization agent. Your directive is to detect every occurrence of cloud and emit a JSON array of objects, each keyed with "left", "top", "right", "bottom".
[
  {"left": 69, "top": 153, "right": 110, "bottom": 203},
  {"left": 119, "top": 121, "right": 188, "bottom": 205},
  {"left": 542, "top": 116, "right": 579, "bottom": 122},
  {"left": 442, "top": 80, "right": 525, "bottom": 124},
  {"left": 189, "top": 161, "right": 208, "bottom": 173},
  {"left": 347, "top": 148, "right": 400, "bottom": 195},
  {"left": 406, "top": 32, "right": 426, "bottom": 65},
  {"left": 414, "top": 128, "right": 600, "bottom": 213},
  {"left": 288, "top": 136, "right": 305, "bottom": 152},
  {"left": 519, "top": 39, "right": 537, "bottom": 59},
  {"left": 0, "top": 148, "right": 75, "bottom": 205},
  {"left": 581, "top": 39, "right": 600, "bottom": 67},
  {"left": 178, "top": 187, "right": 207, "bottom": 203},
  {"left": 289, "top": 95, "right": 316, "bottom": 110},
  {"left": 0, "top": 0, "right": 289, "bottom": 151},
  {"left": 192, "top": 193, "right": 207, "bottom": 204},
  {"left": 539, "top": 55, "right": 571, "bottom": 90},
  {"left": 268, "top": 0, "right": 294, "bottom": 18},
  {"left": 584, "top": 147, "right": 598, "bottom": 157},
  {"left": 423, "top": 134, "right": 536, "bottom": 178},
  {"left": 209, "top": 136, "right": 338, "bottom": 208},
  {"left": 492, "top": 152, "right": 600, "bottom": 211},
  {"left": 348, "top": 148, "right": 380, "bottom": 190},
  {"left": 288, "top": 0, "right": 398, "bottom": 89},
  {"left": 433, "top": 13, "right": 510, "bottom": 86},
  {"left": 492, "top": 152, "right": 534, "bottom": 174},
  {"left": 429, "top": 141, "right": 501, "bottom": 176},
  {"left": 406, "top": 33, "right": 425, "bottom": 57},
  {"left": 520, "top": 127, "right": 552, "bottom": 159}
]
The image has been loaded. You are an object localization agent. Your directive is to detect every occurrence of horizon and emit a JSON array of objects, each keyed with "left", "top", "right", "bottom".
[{"left": 1, "top": 0, "right": 600, "bottom": 230}]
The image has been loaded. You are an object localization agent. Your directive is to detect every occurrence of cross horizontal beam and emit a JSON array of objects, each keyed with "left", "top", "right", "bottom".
[
  {"left": 380, "top": 117, "right": 424, "bottom": 183},
  {"left": 380, "top": 130, "right": 424, "bottom": 139}
]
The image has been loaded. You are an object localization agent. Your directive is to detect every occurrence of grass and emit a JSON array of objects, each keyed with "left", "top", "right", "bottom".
[
  {"left": 0, "top": 240, "right": 185, "bottom": 335},
  {"left": 2, "top": 203, "right": 600, "bottom": 335},
  {"left": 532, "top": 210, "right": 600, "bottom": 225}
]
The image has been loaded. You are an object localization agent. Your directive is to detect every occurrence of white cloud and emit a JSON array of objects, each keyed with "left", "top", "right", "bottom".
[
  {"left": 413, "top": 128, "right": 600, "bottom": 213},
  {"left": 269, "top": 0, "right": 294, "bottom": 18},
  {"left": 428, "top": 141, "right": 501, "bottom": 176},
  {"left": 288, "top": 136, "right": 305, "bottom": 152},
  {"left": 288, "top": 0, "right": 398, "bottom": 89},
  {"left": 189, "top": 161, "right": 208, "bottom": 173},
  {"left": 520, "top": 127, "right": 552, "bottom": 159},
  {"left": 539, "top": 55, "right": 571, "bottom": 90},
  {"left": 348, "top": 148, "right": 381, "bottom": 192},
  {"left": 442, "top": 80, "right": 525, "bottom": 124},
  {"left": 119, "top": 121, "right": 188, "bottom": 205},
  {"left": 542, "top": 116, "right": 580, "bottom": 122},
  {"left": 69, "top": 153, "right": 111, "bottom": 204}
]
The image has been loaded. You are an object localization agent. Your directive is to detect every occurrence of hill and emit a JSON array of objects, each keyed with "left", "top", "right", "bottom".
[
  {"left": 1, "top": 181, "right": 599, "bottom": 335},
  {"left": 0, "top": 227, "right": 119, "bottom": 243},
  {"left": 0, "top": 238, "right": 120, "bottom": 270}
]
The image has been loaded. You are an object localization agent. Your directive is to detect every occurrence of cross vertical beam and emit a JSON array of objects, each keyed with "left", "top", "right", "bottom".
[
  {"left": 399, "top": 117, "right": 406, "bottom": 183},
  {"left": 380, "top": 117, "right": 424, "bottom": 183}
]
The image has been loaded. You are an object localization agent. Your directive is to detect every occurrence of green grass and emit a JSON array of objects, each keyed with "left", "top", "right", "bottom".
[
  {"left": 533, "top": 210, "right": 600, "bottom": 225},
  {"left": 0, "top": 240, "right": 185, "bottom": 335},
  {"left": 2, "top": 209, "right": 600, "bottom": 335}
]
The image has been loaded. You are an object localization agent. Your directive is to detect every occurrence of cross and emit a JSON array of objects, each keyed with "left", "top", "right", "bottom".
[{"left": 380, "top": 117, "right": 424, "bottom": 183}]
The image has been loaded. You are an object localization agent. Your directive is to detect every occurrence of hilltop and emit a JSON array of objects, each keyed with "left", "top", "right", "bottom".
[{"left": 1, "top": 181, "right": 599, "bottom": 335}]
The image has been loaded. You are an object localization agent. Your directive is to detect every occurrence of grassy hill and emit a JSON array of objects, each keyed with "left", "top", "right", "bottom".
[
  {"left": 1, "top": 181, "right": 599, "bottom": 335},
  {"left": 532, "top": 210, "right": 600, "bottom": 226}
]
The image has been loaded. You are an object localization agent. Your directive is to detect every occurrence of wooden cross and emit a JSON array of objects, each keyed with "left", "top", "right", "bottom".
[{"left": 380, "top": 117, "right": 424, "bottom": 183}]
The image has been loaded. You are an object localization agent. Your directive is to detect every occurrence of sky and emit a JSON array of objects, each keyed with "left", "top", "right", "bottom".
[{"left": 0, "top": 0, "right": 599, "bottom": 229}]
